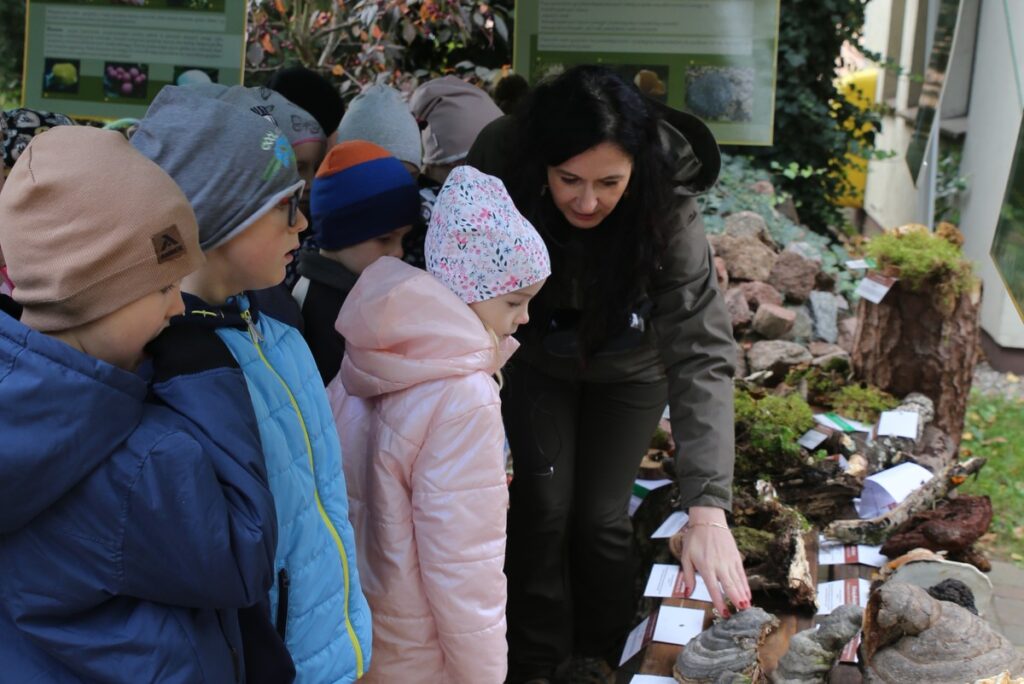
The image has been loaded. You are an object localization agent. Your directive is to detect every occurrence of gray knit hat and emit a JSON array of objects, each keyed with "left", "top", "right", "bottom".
[
  {"left": 335, "top": 84, "right": 422, "bottom": 171},
  {"left": 206, "top": 84, "right": 326, "bottom": 151},
  {"left": 132, "top": 85, "right": 304, "bottom": 251}
]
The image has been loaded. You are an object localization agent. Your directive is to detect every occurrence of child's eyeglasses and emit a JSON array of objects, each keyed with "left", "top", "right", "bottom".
[{"left": 279, "top": 189, "right": 302, "bottom": 227}]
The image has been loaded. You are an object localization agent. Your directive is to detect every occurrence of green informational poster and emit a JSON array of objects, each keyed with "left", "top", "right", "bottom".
[
  {"left": 512, "top": 0, "right": 781, "bottom": 146},
  {"left": 21, "top": 0, "right": 246, "bottom": 120},
  {"left": 991, "top": 111, "right": 1024, "bottom": 323}
]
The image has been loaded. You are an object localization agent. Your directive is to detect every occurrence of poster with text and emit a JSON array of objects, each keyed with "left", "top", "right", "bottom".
[
  {"left": 22, "top": 0, "right": 246, "bottom": 119},
  {"left": 512, "top": 0, "right": 781, "bottom": 146}
]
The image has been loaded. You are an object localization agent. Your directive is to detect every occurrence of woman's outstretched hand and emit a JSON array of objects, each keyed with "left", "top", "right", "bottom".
[{"left": 670, "top": 505, "right": 751, "bottom": 617}]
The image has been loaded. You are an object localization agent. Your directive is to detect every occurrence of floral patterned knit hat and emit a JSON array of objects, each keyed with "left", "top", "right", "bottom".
[{"left": 425, "top": 165, "right": 551, "bottom": 304}]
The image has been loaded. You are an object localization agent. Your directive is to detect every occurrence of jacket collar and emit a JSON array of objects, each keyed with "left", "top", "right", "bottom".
[
  {"left": 171, "top": 291, "right": 261, "bottom": 330},
  {"left": 295, "top": 250, "right": 359, "bottom": 293}
]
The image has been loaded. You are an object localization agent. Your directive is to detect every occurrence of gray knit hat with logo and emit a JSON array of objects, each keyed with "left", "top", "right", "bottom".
[
  {"left": 191, "top": 83, "right": 326, "bottom": 151},
  {"left": 131, "top": 85, "right": 304, "bottom": 250},
  {"left": 336, "top": 84, "right": 422, "bottom": 171}
]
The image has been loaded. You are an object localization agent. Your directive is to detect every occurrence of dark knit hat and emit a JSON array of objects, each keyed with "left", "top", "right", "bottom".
[
  {"left": 267, "top": 65, "right": 344, "bottom": 136},
  {"left": 310, "top": 141, "right": 420, "bottom": 251}
]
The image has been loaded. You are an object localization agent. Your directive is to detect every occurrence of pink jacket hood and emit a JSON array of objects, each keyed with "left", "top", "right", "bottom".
[{"left": 337, "top": 256, "right": 517, "bottom": 398}]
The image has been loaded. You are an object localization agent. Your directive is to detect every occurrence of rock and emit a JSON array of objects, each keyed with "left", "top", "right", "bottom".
[
  {"left": 725, "top": 287, "right": 753, "bottom": 330},
  {"left": 809, "top": 341, "right": 845, "bottom": 357},
  {"left": 751, "top": 180, "right": 775, "bottom": 196},
  {"left": 714, "top": 256, "right": 729, "bottom": 292},
  {"left": 783, "top": 305, "right": 813, "bottom": 343},
  {"left": 808, "top": 291, "right": 839, "bottom": 343},
  {"left": 786, "top": 241, "right": 823, "bottom": 263},
  {"left": 816, "top": 269, "right": 837, "bottom": 292},
  {"left": 747, "top": 340, "right": 813, "bottom": 375},
  {"left": 673, "top": 608, "right": 779, "bottom": 684},
  {"left": 753, "top": 303, "right": 796, "bottom": 339},
  {"left": 710, "top": 234, "right": 778, "bottom": 282},
  {"left": 776, "top": 195, "right": 801, "bottom": 225},
  {"left": 768, "top": 250, "right": 821, "bottom": 302},
  {"left": 724, "top": 210, "right": 776, "bottom": 249},
  {"left": 812, "top": 350, "right": 851, "bottom": 369},
  {"left": 772, "top": 604, "right": 863, "bottom": 684},
  {"left": 737, "top": 281, "right": 784, "bottom": 311},
  {"left": 837, "top": 316, "right": 859, "bottom": 352}
]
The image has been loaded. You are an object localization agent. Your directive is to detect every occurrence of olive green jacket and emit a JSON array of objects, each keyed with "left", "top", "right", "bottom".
[{"left": 467, "top": 108, "right": 737, "bottom": 510}]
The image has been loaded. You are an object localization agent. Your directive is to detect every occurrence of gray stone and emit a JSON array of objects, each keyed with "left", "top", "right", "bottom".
[
  {"left": 808, "top": 291, "right": 839, "bottom": 343},
  {"left": 808, "top": 341, "right": 845, "bottom": 357},
  {"left": 714, "top": 256, "right": 729, "bottom": 292},
  {"left": 812, "top": 350, "right": 851, "bottom": 369},
  {"left": 783, "top": 305, "right": 813, "bottom": 343},
  {"left": 711, "top": 234, "right": 778, "bottom": 282},
  {"left": 753, "top": 303, "right": 796, "bottom": 339},
  {"left": 837, "top": 316, "right": 859, "bottom": 352},
  {"left": 768, "top": 250, "right": 821, "bottom": 302},
  {"left": 724, "top": 210, "right": 776, "bottom": 249},
  {"left": 737, "top": 281, "right": 784, "bottom": 311},
  {"left": 725, "top": 287, "right": 753, "bottom": 330},
  {"left": 786, "top": 241, "right": 823, "bottom": 263},
  {"left": 747, "top": 340, "right": 813, "bottom": 374},
  {"left": 735, "top": 343, "right": 748, "bottom": 378}
]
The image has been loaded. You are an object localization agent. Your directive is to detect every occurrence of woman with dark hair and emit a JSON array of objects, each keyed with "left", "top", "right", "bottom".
[{"left": 467, "top": 65, "right": 750, "bottom": 683}]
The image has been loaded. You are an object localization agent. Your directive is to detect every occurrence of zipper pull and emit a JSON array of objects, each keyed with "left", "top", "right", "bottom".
[{"left": 240, "top": 309, "right": 264, "bottom": 344}]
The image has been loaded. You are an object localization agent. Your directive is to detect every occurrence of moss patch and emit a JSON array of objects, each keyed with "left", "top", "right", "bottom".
[
  {"left": 865, "top": 229, "right": 977, "bottom": 309},
  {"left": 830, "top": 384, "right": 899, "bottom": 423},
  {"left": 735, "top": 388, "right": 815, "bottom": 480}
]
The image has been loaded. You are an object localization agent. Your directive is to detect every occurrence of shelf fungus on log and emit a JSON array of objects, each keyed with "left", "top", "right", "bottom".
[
  {"left": 861, "top": 582, "right": 1024, "bottom": 683},
  {"left": 880, "top": 495, "right": 993, "bottom": 571},
  {"left": 672, "top": 607, "right": 779, "bottom": 684},
  {"left": 771, "top": 603, "right": 863, "bottom": 684},
  {"left": 823, "top": 457, "right": 986, "bottom": 545}
]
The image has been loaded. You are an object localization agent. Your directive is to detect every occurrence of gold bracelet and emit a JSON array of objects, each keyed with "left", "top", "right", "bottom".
[{"left": 682, "top": 521, "right": 730, "bottom": 534}]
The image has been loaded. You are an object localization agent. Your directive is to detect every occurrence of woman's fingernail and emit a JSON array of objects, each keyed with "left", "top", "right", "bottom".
[{"left": 684, "top": 586, "right": 693, "bottom": 598}]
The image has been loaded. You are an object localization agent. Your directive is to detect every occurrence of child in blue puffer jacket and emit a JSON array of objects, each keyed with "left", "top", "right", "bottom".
[
  {"left": 132, "top": 86, "right": 372, "bottom": 683},
  {"left": 0, "top": 126, "right": 280, "bottom": 682}
]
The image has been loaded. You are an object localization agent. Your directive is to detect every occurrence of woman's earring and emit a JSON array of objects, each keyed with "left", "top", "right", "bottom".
[{"left": 540, "top": 184, "right": 548, "bottom": 197}]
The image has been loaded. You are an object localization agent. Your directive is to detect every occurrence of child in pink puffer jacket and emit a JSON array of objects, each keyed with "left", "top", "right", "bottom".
[{"left": 328, "top": 165, "right": 550, "bottom": 683}]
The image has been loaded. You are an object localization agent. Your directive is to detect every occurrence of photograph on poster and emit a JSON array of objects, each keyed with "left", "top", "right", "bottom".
[
  {"left": 173, "top": 65, "right": 219, "bottom": 86},
  {"left": 684, "top": 65, "right": 754, "bottom": 122},
  {"left": 103, "top": 62, "right": 148, "bottom": 99},
  {"left": 42, "top": 58, "right": 80, "bottom": 94}
]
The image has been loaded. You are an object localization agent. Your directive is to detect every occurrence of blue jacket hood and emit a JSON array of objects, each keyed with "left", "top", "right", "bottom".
[{"left": 0, "top": 308, "right": 147, "bottom": 533}]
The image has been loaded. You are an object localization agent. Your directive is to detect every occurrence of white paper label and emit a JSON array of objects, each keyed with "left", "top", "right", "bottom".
[
  {"left": 855, "top": 273, "right": 897, "bottom": 304},
  {"left": 818, "top": 537, "right": 887, "bottom": 567},
  {"left": 630, "top": 677, "right": 677, "bottom": 684},
  {"left": 643, "top": 564, "right": 714, "bottom": 602},
  {"left": 854, "top": 461, "right": 932, "bottom": 519},
  {"left": 877, "top": 410, "right": 920, "bottom": 440},
  {"left": 799, "top": 427, "right": 830, "bottom": 450},
  {"left": 619, "top": 615, "right": 655, "bottom": 666},
  {"left": 651, "top": 511, "right": 690, "bottom": 539},
  {"left": 817, "top": 578, "right": 871, "bottom": 615},
  {"left": 845, "top": 258, "right": 876, "bottom": 270},
  {"left": 629, "top": 495, "right": 643, "bottom": 517},
  {"left": 652, "top": 605, "right": 706, "bottom": 645}
]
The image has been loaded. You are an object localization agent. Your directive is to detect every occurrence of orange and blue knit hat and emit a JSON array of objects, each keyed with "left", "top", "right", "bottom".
[{"left": 310, "top": 141, "right": 420, "bottom": 251}]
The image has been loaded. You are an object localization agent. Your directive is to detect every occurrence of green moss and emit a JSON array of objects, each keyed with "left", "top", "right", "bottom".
[
  {"left": 831, "top": 384, "right": 899, "bottom": 423},
  {"left": 732, "top": 526, "right": 775, "bottom": 560},
  {"left": 865, "top": 229, "right": 977, "bottom": 307},
  {"left": 734, "top": 388, "right": 815, "bottom": 480},
  {"left": 649, "top": 426, "right": 673, "bottom": 451},
  {"left": 786, "top": 362, "right": 851, "bottom": 406}
]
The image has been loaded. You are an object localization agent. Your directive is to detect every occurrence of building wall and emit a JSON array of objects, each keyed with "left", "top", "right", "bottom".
[{"left": 957, "top": 0, "right": 1024, "bottom": 347}]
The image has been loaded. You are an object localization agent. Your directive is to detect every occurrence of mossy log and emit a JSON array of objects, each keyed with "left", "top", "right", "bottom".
[
  {"left": 852, "top": 279, "right": 982, "bottom": 446},
  {"left": 823, "top": 457, "right": 986, "bottom": 545}
]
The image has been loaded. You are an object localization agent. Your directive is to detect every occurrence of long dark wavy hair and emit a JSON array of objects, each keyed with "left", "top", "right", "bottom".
[{"left": 507, "top": 65, "right": 674, "bottom": 358}]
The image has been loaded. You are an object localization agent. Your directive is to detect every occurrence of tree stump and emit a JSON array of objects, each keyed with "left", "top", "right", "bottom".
[{"left": 851, "top": 279, "right": 982, "bottom": 445}]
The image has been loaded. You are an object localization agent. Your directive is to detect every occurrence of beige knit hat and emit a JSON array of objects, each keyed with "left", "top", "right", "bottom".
[{"left": 0, "top": 126, "right": 203, "bottom": 331}]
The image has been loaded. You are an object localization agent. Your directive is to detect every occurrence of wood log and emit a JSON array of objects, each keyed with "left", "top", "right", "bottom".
[
  {"left": 880, "top": 495, "right": 993, "bottom": 557},
  {"left": 851, "top": 279, "right": 982, "bottom": 446},
  {"left": 823, "top": 457, "right": 986, "bottom": 545}
]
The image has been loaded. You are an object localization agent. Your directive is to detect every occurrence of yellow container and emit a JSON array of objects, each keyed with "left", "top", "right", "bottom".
[{"left": 832, "top": 68, "right": 878, "bottom": 208}]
